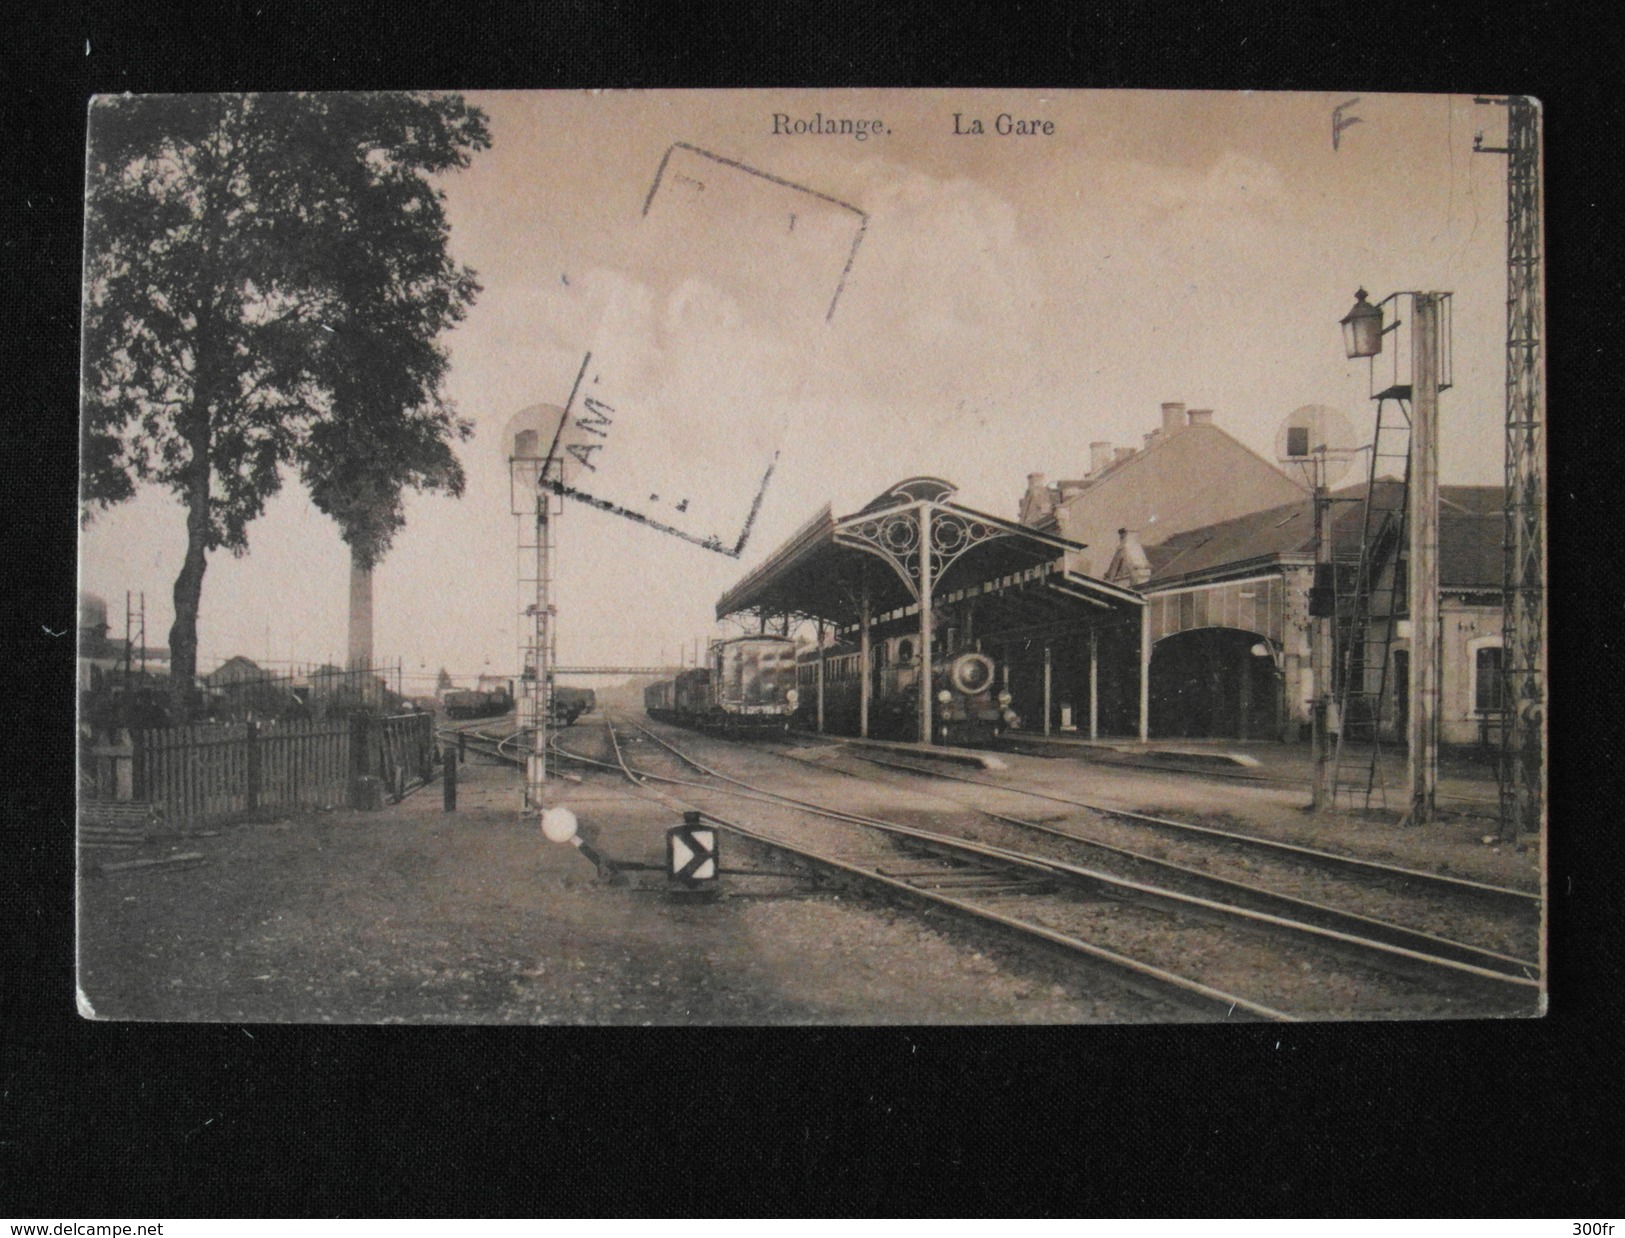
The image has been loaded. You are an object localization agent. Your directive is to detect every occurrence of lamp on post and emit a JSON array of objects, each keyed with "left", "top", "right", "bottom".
[
  {"left": 1340, "top": 287, "right": 1385, "bottom": 360},
  {"left": 1339, "top": 288, "right": 1452, "bottom": 825}
]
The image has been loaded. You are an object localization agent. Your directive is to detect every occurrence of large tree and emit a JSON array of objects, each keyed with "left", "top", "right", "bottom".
[{"left": 81, "top": 91, "right": 490, "bottom": 696}]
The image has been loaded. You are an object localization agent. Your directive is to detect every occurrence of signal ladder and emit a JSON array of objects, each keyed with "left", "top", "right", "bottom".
[{"left": 1330, "top": 396, "right": 1412, "bottom": 811}]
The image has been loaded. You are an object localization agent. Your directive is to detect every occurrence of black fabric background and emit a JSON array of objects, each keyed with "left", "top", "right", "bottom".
[{"left": 5, "top": 0, "right": 1620, "bottom": 1218}]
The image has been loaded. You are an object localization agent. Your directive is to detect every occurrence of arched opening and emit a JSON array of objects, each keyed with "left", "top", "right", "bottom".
[{"left": 1149, "top": 628, "right": 1282, "bottom": 740}]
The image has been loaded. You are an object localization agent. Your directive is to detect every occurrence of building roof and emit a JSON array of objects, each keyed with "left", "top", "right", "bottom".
[
  {"left": 1145, "top": 482, "right": 1505, "bottom": 591},
  {"left": 205, "top": 655, "right": 267, "bottom": 684},
  {"left": 717, "top": 477, "right": 1142, "bottom": 628},
  {"left": 1438, "top": 518, "right": 1502, "bottom": 589},
  {"left": 1047, "top": 421, "right": 1305, "bottom": 513}
]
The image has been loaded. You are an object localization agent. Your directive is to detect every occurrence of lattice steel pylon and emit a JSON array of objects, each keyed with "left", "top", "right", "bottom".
[
  {"left": 516, "top": 463, "right": 559, "bottom": 805},
  {"left": 1477, "top": 95, "right": 1546, "bottom": 841}
]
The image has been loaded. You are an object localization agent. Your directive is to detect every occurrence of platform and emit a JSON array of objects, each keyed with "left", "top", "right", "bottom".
[
  {"left": 797, "top": 733, "right": 1009, "bottom": 770},
  {"left": 1008, "top": 732, "right": 1263, "bottom": 768},
  {"left": 1000, "top": 732, "right": 1509, "bottom": 821}
]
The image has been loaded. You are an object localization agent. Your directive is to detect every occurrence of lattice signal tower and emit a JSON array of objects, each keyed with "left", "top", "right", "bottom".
[{"left": 1475, "top": 95, "right": 1545, "bottom": 842}]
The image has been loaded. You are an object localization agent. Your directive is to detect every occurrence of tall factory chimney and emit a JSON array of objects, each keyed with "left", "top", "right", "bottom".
[{"left": 347, "top": 558, "right": 373, "bottom": 671}]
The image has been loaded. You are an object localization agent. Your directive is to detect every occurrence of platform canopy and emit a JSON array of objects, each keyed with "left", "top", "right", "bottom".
[{"left": 716, "top": 477, "right": 1144, "bottom": 631}]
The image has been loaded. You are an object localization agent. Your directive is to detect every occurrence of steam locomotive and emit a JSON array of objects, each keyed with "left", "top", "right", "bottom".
[
  {"left": 440, "top": 677, "right": 594, "bottom": 723},
  {"left": 796, "top": 632, "right": 1018, "bottom": 745},
  {"left": 644, "top": 636, "right": 799, "bottom": 735},
  {"left": 440, "top": 682, "right": 515, "bottom": 720}
]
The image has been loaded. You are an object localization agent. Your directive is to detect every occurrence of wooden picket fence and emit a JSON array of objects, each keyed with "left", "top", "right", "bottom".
[
  {"left": 132, "top": 717, "right": 352, "bottom": 826},
  {"left": 125, "top": 712, "right": 436, "bottom": 828}
]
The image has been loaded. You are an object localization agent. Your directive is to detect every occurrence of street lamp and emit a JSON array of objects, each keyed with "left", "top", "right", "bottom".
[
  {"left": 1341, "top": 288, "right": 1384, "bottom": 359},
  {"left": 1339, "top": 289, "right": 1451, "bottom": 825}
]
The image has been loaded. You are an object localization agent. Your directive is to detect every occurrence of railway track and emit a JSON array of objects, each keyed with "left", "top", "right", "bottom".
[
  {"left": 570, "top": 717, "right": 1296, "bottom": 1022},
  {"left": 769, "top": 745, "right": 1540, "bottom": 978},
  {"left": 563, "top": 714, "right": 1541, "bottom": 1021},
  {"left": 817, "top": 744, "right": 1540, "bottom": 917}
]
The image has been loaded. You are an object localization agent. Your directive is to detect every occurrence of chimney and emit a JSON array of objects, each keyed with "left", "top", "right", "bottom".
[
  {"left": 1114, "top": 446, "right": 1135, "bottom": 464},
  {"left": 1089, "top": 441, "right": 1113, "bottom": 473},
  {"left": 1116, "top": 528, "right": 1153, "bottom": 586},
  {"left": 1187, "top": 408, "right": 1214, "bottom": 426},
  {"left": 1022, "top": 472, "right": 1053, "bottom": 524},
  {"left": 1161, "top": 401, "right": 1187, "bottom": 434},
  {"left": 1143, "top": 430, "right": 1160, "bottom": 450}
]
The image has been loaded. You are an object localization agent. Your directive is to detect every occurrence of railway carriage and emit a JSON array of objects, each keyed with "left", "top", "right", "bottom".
[
  {"left": 551, "top": 685, "right": 595, "bottom": 726},
  {"left": 644, "top": 636, "right": 799, "bottom": 735}
]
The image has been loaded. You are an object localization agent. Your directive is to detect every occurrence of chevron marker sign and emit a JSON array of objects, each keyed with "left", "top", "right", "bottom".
[{"left": 667, "top": 811, "right": 719, "bottom": 884}]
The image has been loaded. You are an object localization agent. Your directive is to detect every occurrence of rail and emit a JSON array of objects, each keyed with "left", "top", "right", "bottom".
[
  {"left": 569, "top": 717, "right": 1294, "bottom": 1021},
  {"left": 618, "top": 718, "right": 1539, "bottom": 998}
]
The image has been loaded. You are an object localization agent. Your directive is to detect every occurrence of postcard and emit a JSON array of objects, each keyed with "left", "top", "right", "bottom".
[{"left": 77, "top": 89, "right": 1545, "bottom": 1024}]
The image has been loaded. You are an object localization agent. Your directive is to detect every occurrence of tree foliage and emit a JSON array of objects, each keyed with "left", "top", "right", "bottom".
[{"left": 81, "top": 92, "right": 491, "bottom": 688}]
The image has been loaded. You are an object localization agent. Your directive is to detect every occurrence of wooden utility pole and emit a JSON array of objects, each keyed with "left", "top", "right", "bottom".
[
  {"left": 1310, "top": 469, "right": 1334, "bottom": 812},
  {"left": 1407, "top": 293, "right": 1444, "bottom": 825}
]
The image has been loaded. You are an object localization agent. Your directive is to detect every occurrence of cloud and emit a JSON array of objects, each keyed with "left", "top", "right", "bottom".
[{"left": 811, "top": 167, "right": 1054, "bottom": 422}]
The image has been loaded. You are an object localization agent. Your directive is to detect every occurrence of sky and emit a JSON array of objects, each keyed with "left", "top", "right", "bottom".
[{"left": 79, "top": 88, "right": 1521, "bottom": 692}]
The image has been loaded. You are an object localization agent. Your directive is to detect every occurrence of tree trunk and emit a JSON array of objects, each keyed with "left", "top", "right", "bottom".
[
  {"left": 347, "top": 547, "right": 374, "bottom": 671},
  {"left": 167, "top": 431, "right": 212, "bottom": 717}
]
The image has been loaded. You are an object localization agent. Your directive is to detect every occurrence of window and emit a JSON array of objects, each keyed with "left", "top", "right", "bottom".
[
  {"left": 897, "top": 639, "right": 914, "bottom": 663},
  {"left": 1474, "top": 643, "right": 1504, "bottom": 714}
]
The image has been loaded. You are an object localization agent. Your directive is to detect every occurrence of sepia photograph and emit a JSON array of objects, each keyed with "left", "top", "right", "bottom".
[{"left": 76, "top": 87, "right": 1547, "bottom": 1025}]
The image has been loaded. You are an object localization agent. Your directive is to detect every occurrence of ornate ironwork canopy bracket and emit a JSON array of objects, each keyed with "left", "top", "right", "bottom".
[{"left": 834, "top": 504, "right": 1011, "bottom": 602}]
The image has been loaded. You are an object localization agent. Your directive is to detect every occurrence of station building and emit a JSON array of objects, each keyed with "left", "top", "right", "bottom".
[
  {"left": 714, "top": 406, "right": 1507, "bottom": 752},
  {"left": 1018, "top": 402, "right": 1308, "bottom": 579},
  {"left": 1021, "top": 405, "right": 1508, "bottom": 749}
]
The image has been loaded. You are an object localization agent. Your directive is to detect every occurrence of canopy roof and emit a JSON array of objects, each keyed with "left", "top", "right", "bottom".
[{"left": 716, "top": 478, "right": 1143, "bottom": 629}]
